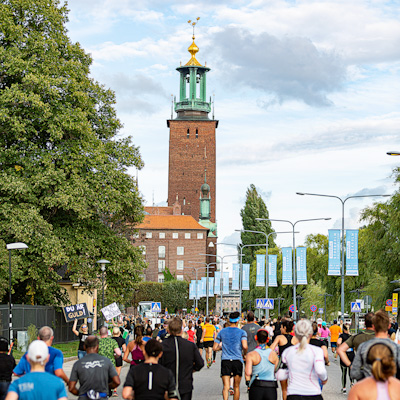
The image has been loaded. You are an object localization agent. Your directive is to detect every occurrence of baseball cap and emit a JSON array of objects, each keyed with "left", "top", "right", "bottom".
[
  {"left": 322, "top": 321, "right": 327, "bottom": 327},
  {"left": 28, "top": 340, "right": 49, "bottom": 364}
]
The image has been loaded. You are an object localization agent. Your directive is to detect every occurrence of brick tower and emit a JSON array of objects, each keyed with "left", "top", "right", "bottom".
[{"left": 167, "top": 29, "right": 218, "bottom": 224}]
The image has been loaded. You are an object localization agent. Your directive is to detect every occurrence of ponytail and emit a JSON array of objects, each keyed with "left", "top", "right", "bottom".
[
  {"left": 298, "top": 335, "right": 308, "bottom": 354},
  {"left": 368, "top": 344, "right": 396, "bottom": 382}
]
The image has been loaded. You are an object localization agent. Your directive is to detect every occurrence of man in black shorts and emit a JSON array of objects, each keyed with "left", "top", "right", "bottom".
[
  {"left": 213, "top": 312, "right": 248, "bottom": 400},
  {"left": 122, "top": 339, "right": 178, "bottom": 400}
]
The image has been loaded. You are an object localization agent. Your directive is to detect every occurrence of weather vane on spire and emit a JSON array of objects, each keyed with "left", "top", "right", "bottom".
[{"left": 187, "top": 17, "right": 200, "bottom": 38}]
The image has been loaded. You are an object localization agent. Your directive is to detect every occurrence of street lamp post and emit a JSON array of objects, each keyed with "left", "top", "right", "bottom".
[
  {"left": 188, "top": 261, "right": 217, "bottom": 315},
  {"left": 6, "top": 242, "right": 28, "bottom": 342},
  {"left": 296, "top": 192, "right": 390, "bottom": 322},
  {"left": 318, "top": 293, "right": 333, "bottom": 322},
  {"left": 256, "top": 217, "right": 331, "bottom": 320},
  {"left": 199, "top": 254, "right": 237, "bottom": 316},
  {"left": 350, "top": 288, "right": 366, "bottom": 333},
  {"left": 235, "top": 229, "right": 294, "bottom": 318},
  {"left": 274, "top": 297, "right": 285, "bottom": 316},
  {"left": 97, "top": 259, "right": 110, "bottom": 325}
]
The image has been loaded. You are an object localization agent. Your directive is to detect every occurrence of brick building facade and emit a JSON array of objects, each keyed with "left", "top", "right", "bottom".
[{"left": 132, "top": 209, "right": 212, "bottom": 282}]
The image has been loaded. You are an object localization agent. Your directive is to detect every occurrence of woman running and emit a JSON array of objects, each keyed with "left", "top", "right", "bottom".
[
  {"left": 270, "top": 320, "right": 296, "bottom": 400},
  {"left": 310, "top": 322, "right": 329, "bottom": 366},
  {"left": 276, "top": 319, "right": 328, "bottom": 400},
  {"left": 245, "top": 329, "right": 279, "bottom": 400},
  {"left": 348, "top": 343, "right": 400, "bottom": 400},
  {"left": 318, "top": 322, "right": 330, "bottom": 348},
  {"left": 123, "top": 325, "right": 145, "bottom": 366},
  {"left": 337, "top": 325, "right": 354, "bottom": 394}
]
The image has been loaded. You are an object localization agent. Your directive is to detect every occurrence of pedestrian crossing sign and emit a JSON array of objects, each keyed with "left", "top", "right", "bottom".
[
  {"left": 151, "top": 302, "right": 161, "bottom": 313},
  {"left": 255, "top": 298, "right": 265, "bottom": 309},
  {"left": 265, "top": 299, "right": 274, "bottom": 309},
  {"left": 351, "top": 302, "right": 362, "bottom": 313}
]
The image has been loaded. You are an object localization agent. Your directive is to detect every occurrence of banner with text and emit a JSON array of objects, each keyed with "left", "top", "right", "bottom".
[
  {"left": 214, "top": 272, "right": 221, "bottom": 295},
  {"left": 196, "top": 280, "right": 201, "bottom": 299},
  {"left": 232, "top": 263, "right": 240, "bottom": 290},
  {"left": 242, "top": 264, "right": 250, "bottom": 290},
  {"left": 328, "top": 229, "right": 341, "bottom": 276},
  {"left": 256, "top": 254, "right": 265, "bottom": 287},
  {"left": 208, "top": 277, "right": 214, "bottom": 296},
  {"left": 282, "top": 247, "right": 293, "bottom": 285},
  {"left": 201, "top": 277, "right": 207, "bottom": 297},
  {"left": 296, "top": 247, "right": 307, "bottom": 285},
  {"left": 269, "top": 255, "right": 278, "bottom": 287},
  {"left": 189, "top": 281, "right": 195, "bottom": 299},
  {"left": 346, "top": 230, "right": 359, "bottom": 276},
  {"left": 223, "top": 271, "right": 230, "bottom": 294}
]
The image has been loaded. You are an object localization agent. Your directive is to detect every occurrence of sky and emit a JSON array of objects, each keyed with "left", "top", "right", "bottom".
[{"left": 65, "top": 0, "right": 400, "bottom": 271}]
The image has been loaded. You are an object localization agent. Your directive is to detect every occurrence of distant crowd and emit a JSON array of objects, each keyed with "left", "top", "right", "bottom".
[{"left": 1, "top": 309, "right": 400, "bottom": 400}]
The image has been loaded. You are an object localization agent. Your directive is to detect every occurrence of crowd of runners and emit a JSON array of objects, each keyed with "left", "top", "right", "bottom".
[{"left": 1, "top": 309, "right": 400, "bottom": 399}]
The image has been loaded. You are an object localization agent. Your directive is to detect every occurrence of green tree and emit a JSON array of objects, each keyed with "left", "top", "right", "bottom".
[
  {"left": 239, "top": 184, "right": 275, "bottom": 264},
  {"left": 0, "top": 0, "right": 145, "bottom": 306}
]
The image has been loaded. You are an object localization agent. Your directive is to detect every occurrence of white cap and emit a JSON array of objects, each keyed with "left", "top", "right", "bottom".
[
  {"left": 28, "top": 340, "right": 49, "bottom": 364},
  {"left": 317, "top": 318, "right": 323, "bottom": 325}
]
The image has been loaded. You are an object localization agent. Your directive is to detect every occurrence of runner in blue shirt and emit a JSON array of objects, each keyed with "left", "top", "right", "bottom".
[
  {"left": 13, "top": 327, "right": 68, "bottom": 385},
  {"left": 6, "top": 340, "right": 67, "bottom": 400},
  {"left": 213, "top": 311, "right": 248, "bottom": 400}
]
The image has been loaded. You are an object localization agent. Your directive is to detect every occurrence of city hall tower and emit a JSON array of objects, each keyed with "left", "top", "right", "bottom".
[{"left": 167, "top": 25, "right": 218, "bottom": 225}]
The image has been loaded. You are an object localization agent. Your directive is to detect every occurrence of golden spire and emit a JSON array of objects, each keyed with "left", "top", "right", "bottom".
[{"left": 185, "top": 17, "right": 202, "bottom": 67}]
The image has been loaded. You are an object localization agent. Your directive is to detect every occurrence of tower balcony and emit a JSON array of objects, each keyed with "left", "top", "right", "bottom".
[{"left": 175, "top": 100, "right": 211, "bottom": 114}]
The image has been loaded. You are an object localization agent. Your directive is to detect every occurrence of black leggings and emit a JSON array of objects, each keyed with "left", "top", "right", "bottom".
[
  {"left": 249, "top": 386, "right": 277, "bottom": 400},
  {"left": 287, "top": 396, "right": 323, "bottom": 400},
  {"left": 340, "top": 364, "right": 353, "bottom": 388}
]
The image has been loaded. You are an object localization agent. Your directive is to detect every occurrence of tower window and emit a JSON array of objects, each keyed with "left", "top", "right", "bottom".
[
  {"left": 196, "top": 129, "right": 198, "bottom": 139},
  {"left": 183, "top": 197, "right": 186, "bottom": 205},
  {"left": 187, "top": 129, "right": 190, "bottom": 139}
]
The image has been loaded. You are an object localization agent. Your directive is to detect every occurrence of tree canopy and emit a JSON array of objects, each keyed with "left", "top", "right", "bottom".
[{"left": 0, "top": 0, "right": 146, "bottom": 306}]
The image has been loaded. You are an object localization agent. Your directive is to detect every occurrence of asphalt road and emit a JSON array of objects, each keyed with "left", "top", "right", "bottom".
[{"left": 62, "top": 350, "right": 348, "bottom": 399}]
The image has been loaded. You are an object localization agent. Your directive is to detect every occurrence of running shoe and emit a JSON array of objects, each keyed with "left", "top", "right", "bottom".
[
  {"left": 341, "top": 388, "right": 347, "bottom": 394},
  {"left": 229, "top": 387, "right": 234, "bottom": 396}
]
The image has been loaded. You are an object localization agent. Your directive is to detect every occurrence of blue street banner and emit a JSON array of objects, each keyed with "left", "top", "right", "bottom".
[
  {"left": 196, "top": 280, "right": 201, "bottom": 299},
  {"left": 214, "top": 271, "right": 221, "bottom": 295},
  {"left": 269, "top": 255, "right": 278, "bottom": 287},
  {"left": 208, "top": 277, "right": 214, "bottom": 296},
  {"left": 328, "top": 229, "right": 341, "bottom": 276},
  {"left": 223, "top": 271, "right": 230, "bottom": 294},
  {"left": 201, "top": 277, "right": 207, "bottom": 297},
  {"left": 296, "top": 247, "right": 307, "bottom": 285},
  {"left": 282, "top": 247, "right": 293, "bottom": 285},
  {"left": 242, "top": 264, "right": 250, "bottom": 290},
  {"left": 256, "top": 254, "right": 265, "bottom": 287},
  {"left": 346, "top": 230, "right": 359, "bottom": 276},
  {"left": 189, "top": 281, "right": 195, "bottom": 299},
  {"left": 232, "top": 263, "right": 240, "bottom": 290}
]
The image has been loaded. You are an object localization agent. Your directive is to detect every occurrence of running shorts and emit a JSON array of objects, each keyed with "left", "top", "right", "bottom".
[
  {"left": 249, "top": 385, "right": 277, "bottom": 400},
  {"left": 331, "top": 342, "right": 337, "bottom": 348},
  {"left": 203, "top": 340, "right": 214, "bottom": 349},
  {"left": 197, "top": 342, "right": 204, "bottom": 349},
  {"left": 115, "top": 356, "right": 123, "bottom": 367},
  {"left": 287, "top": 396, "right": 323, "bottom": 400},
  {"left": 221, "top": 360, "right": 243, "bottom": 377}
]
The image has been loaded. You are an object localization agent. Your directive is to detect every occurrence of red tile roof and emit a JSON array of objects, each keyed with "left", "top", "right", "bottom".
[{"left": 136, "top": 215, "right": 208, "bottom": 230}]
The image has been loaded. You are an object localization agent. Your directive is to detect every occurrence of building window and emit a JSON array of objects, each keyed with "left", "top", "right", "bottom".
[
  {"left": 196, "top": 128, "right": 198, "bottom": 139},
  {"left": 183, "top": 197, "right": 186, "bottom": 205},
  {"left": 158, "top": 246, "right": 166, "bottom": 258},
  {"left": 177, "top": 275, "right": 184, "bottom": 281},
  {"left": 187, "top": 128, "right": 190, "bottom": 138},
  {"left": 158, "top": 260, "right": 166, "bottom": 272},
  {"left": 177, "top": 260, "right": 184, "bottom": 270},
  {"left": 177, "top": 247, "right": 184, "bottom": 256},
  {"left": 158, "top": 274, "right": 164, "bottom": 283},
  {"left": 172, "top": 233, "right": 179, "bottom": 239},
  {"left": 146, "top": 232, "right": 152, "bottom": 239},
  {"left": 159, "top": 232, "right": 165, "bottom": 239},
  {"left": 197, "top": 233, "right": 204, "bottom": 239},
  {"left": 141, "top": 246, "right": 146, "bottom": 255},
  {"left": 185, "top": 233, "right": 191, "bottom": 239}
]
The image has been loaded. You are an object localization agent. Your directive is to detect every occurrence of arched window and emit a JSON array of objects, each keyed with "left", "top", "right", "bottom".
[
  {"left": 187, "top": 128, "right": 190, "bottom": 138},
  {"left": 196, "top": 128, "right": 198, "bottom": 139},
  {"left": 183, "top": 197, "right": 186, "bottom": 205}
]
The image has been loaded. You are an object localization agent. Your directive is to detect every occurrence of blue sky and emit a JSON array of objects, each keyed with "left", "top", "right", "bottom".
[{"left": 65, "top": 0, "right": 400, "bottom": 270}]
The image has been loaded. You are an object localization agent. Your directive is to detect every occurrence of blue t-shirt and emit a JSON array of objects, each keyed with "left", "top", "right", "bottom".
[
  {"left": 13, "top": 347, "right": 64, "bottom": 376},
  {"left": 215, "top": 327, "right": 247, "bottom": 361},
  {"left": 8, "top": 371, "right": 67, "bottom": 400}
]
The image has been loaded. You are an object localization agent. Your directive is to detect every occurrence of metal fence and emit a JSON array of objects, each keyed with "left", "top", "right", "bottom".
[{"left": 0, "top": 304, "right": 86, "bottom": 343}]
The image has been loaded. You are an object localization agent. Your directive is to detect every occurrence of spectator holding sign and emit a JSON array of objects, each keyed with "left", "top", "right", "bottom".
[{"left": 72, "top": 320, "right": 89, "bottom": 359}]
